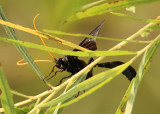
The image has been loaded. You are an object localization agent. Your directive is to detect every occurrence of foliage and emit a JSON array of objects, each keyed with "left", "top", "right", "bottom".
[{"left": 0, "top": 0, "right": 160, "bottom": 114}]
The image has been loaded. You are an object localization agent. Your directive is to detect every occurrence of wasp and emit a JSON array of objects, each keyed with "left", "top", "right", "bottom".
[{"left": 45, "top": 21, "right": 136, "bottom": 85}]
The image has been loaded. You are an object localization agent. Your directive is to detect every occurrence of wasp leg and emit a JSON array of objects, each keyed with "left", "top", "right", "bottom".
[
  {"left": 96, "top": 61, "right": 136, "bottom": 81},
  {"left": 57, "top": 74, "right": 73, "bottom": 86},
  {"left": 75, "top": 91, "right": 80, "bottom": 98},
  {"left": 48, "top": 65, "right": 56, "bottom": 76},
  {"left": 86, "top": 58, "right": 94, "bottom": 80},
  {"left": 74, "top": 58, "right": 94, "bottom": 97},
  {"left": 43, "top": 65, "right": 56, "bottom": 82},
  {"left": 47, "top": 69, "right": 64, "bottom": 81}
]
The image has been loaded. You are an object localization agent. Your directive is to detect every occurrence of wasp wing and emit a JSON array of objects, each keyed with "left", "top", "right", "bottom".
[{"left": 73, "top": 20, "right": 105, "bottom": 51}]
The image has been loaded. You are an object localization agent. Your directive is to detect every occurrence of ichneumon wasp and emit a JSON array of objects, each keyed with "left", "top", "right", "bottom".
[{"left": 44, "top": 20, "right": 136, "bottom": 85}]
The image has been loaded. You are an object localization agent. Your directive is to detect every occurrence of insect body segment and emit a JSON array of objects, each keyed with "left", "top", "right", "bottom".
[
  {"left": 56, "top": 55, "right": 85, "bottom": 73},
  {"left": 96, "top": 61, "right": 136, "bottom": 81},
  {"left": 45, "top": 20, "right": 136, "bottom": 85}
]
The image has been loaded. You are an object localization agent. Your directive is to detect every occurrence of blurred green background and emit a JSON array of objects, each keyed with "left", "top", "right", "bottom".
[{"left": 0, "top": 0, "right": 160, "bottom": 114}]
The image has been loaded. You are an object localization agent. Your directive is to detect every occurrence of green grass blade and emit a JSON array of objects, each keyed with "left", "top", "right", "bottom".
[
  {"left": 0, "top": 37, "right": 137, "bottom": 57},
  {"left": 111, "top": 12, "right": 160, "bottom": 23},
  {"left": 115, "top": 79, "right": 135, "bottom": 114},
  {"left": 125, "top": 50, "right": 147, "bottom": 114},
  {"left": 0, "top": 6, "right": 45, "bottom": 80},
  {"left": 125, "top": 37, "right": 160, "bottom": 114},
  {"left": 66, "top": 0, "right": 160, "bottom": 22},
  {"left": 43, "top": 29, "right": 151, "bottom": 44},
  {"left": 0, "top": 64, "right": 15, "bottom": 114},
  {"left": 41, "top": 60, "right": 133, "bottom": 107}
]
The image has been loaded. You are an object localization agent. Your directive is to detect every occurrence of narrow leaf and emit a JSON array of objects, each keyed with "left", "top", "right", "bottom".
[
  {"left": 43, "top": 29, "right": 151, "bottom": 44},
  {"left": 125, "top": 36, "right": 160, "bottom": 114},
  {"left": 0, "top": 37, "right": 137, "bottom": 57},
  {"left": 0, "top": 65, "right": 15, "bottom": 114},
  {"left": 111, "top": 12, "right": 160, "bottom": 23},
  {"left": 66, "top": 0, "right": 160, "bottom": 22},
  {"left": 116, "top": 78, "right": 135, "bottom": 114}
]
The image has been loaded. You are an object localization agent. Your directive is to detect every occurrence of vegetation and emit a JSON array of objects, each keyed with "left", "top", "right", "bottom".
[{"left": 0, "top": 0, "right": 160, "bottom": 114}]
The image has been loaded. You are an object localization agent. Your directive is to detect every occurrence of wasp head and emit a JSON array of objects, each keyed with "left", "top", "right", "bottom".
[{"left": 55, "top": 58, "right": 63, "bottom": 69}]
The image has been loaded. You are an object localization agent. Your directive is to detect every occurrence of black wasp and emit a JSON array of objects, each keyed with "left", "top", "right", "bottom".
[{"left": 45, "top": 20, "right": 136, "bottom": 85}]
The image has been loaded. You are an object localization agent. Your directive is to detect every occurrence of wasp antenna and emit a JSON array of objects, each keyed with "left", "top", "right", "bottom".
[
  {"left": 17, "top": 59, "right": 54, "bottom": 66},
  {"left": 33, "top": 13, "right": 56, "bottom": 60},
  {"left": 17, "top": 59, "right": 25, "bottom": 65}
]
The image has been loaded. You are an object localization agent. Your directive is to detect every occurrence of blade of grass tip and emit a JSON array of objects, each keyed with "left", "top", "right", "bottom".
[
  {"left": 0, "top": 6, "right": 46, "bottom": 82},
  {"left": 0, "top": 64, "right": 15, "bottom": 114},
  {"left": 125, "top": 36, "right": 160, "bottom": 114}
]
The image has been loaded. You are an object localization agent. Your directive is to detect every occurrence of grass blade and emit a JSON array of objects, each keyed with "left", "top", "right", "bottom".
[
  {"left": 43, "top": 29, "right": 151, "bottom": 44},
  {"left": 66, "top": 0, "right": 160, "bottom": 22},
  {"left": 0, "top": 64, "right": 15, "bottom": 114},
  {"left": 111, "top": 12, "right": 160, "bottom": 23},
  {"left": 0, "top": 37, "right": 137, "bottom": 57},
  {"left": 125, "top": 37, "right": 160, "bottom": 114},
  {"left": 115, "top": 79, "right": 135, "bottom": 114}
]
